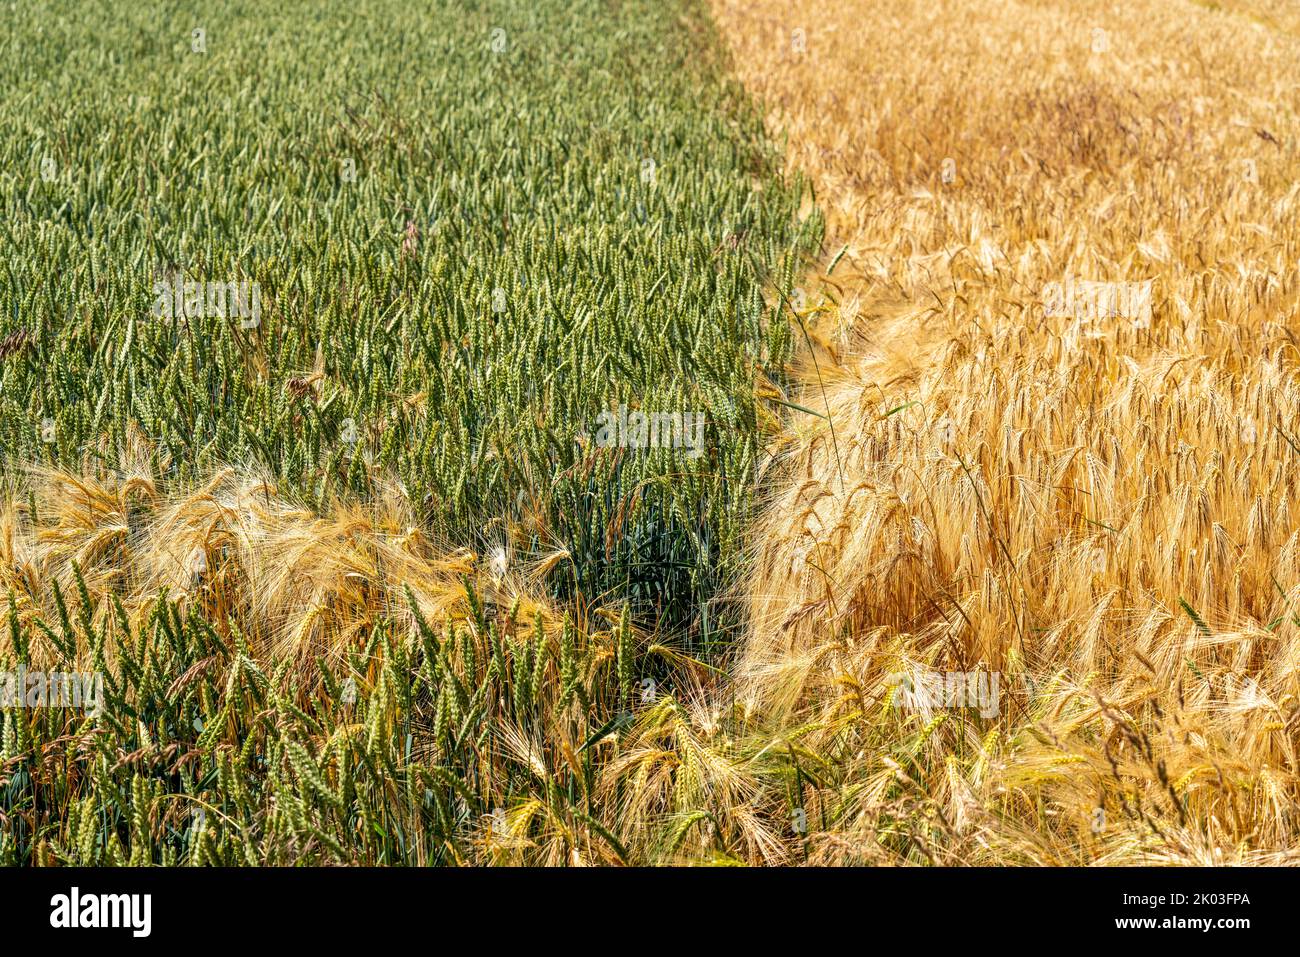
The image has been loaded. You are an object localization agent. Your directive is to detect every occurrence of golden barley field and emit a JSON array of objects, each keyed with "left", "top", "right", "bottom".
[{"left": 712, "top": 0, "right": 1300, "bottom": 862}]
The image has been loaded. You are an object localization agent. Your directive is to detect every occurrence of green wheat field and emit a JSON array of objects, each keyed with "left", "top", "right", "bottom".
[{"left": 0, "top": 0, "right": 822, "bottom": 865}]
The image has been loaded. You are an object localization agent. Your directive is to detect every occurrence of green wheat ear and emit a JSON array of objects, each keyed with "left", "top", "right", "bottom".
[{"left": 617, "top": 607, "right": 634, "bottom": 708}]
